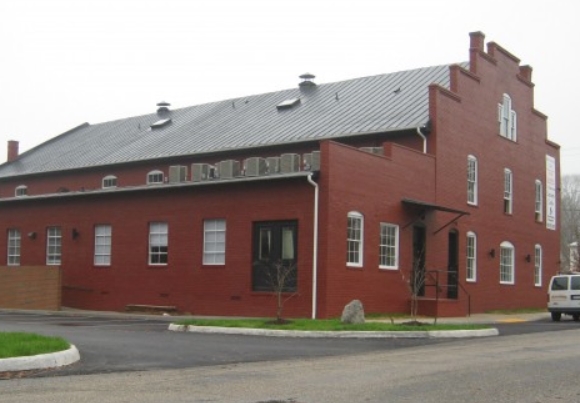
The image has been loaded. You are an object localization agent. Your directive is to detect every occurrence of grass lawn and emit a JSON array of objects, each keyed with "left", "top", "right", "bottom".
[
  {"left": 0, "top": 332, "right": 70, "bottom": 359},
  {"left": 175, "top": 318, "right": 490, "bottom": 332}
]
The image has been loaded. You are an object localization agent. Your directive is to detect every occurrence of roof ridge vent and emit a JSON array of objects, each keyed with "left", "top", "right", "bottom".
[
  {"left": 276, "top": 97, "right": 301, "bottom": 110},
  {"left": 299, "top": 72, "right": 316, "bottom": 87},
  {"left": 150, "top": 117, "right": 172, "bottom": 129}
]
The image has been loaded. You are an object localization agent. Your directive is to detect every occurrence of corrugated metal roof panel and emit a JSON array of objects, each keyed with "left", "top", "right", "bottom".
[{"left": 0, "top": 63, "right": 464, "bottom": 178}]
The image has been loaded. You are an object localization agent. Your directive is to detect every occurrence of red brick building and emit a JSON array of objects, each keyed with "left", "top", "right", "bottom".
[{"left": 0, "top": 32, "right": 560, "bottom": 318}]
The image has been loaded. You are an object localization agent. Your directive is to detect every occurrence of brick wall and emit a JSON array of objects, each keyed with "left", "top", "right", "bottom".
[
  {"left": 425, "top": 32, "right": 559, "bottom": 313},
  {"left": 0, "top": 266, "right": 61, "bottom": 310}
]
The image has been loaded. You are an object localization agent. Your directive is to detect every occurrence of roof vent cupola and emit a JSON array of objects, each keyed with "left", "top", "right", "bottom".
[
  {"left": 299, "top": 73, "right": 316, "bottom": 88},
  {"left": 156, "top": 101, "right": 171, "bottom": 116}
]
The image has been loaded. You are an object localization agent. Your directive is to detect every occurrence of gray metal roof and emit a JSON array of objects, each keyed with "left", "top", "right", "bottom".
[{"left": 0, "top": 63, "right": 461, "bottom": 178}]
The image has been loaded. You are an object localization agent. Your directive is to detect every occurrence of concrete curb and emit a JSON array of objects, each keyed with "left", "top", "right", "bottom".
[
  {"left": 168, "top": 324, "right": 499, "bottom": 338},
  {"left": 0, "top": 345, "right": 80, "bottom": 372}
]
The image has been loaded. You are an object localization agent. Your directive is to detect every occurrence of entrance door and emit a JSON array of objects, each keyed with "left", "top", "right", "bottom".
[
  {"left": 412, "top": 226, "right": 426, "bottom": 297},
  {"left": 447, "top": 230, "right": 459, "bottom": 299}
]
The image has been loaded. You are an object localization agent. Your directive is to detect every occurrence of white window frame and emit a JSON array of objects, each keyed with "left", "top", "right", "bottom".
[
  {"left": 94, "top": 225, "right": 112, "bottom": 266},
  {"left": 7, "top": 228, "right": 21, "bottom": 266},
  {"left": 534, "top": 244, "right": 542, "bottom": 287},
  {"left": 500, "top": 241, "right": 515, "bottom": 285},
  {"left": 347, "top": 211, "right": 364, "bottom": 267},
  {"left": 148, "top": 222, "right": 168, "bottom": 265},
  {"left": 535, "top": 180, "right": 543, "bottom": 222},
  {"left": 102, "top": 175, "right": 117, "bottom": 189},
  {"left": 15, "top": 185, "right": 28, "bottom": 197},
  {"left": 379, "top": 223, "right": 399, "bottom": 270},
  {"left": 46, "top": 226, "right": 62, "bottom": 266},
  {"left": 203, "top": 219, "right": 226, "bottom": 265},
  {"left": 147, "top": 170, "right": 164, "bottom": 185},
  {"left": 466, "top": 231, "right": 477, "bottom": 282},
  {"left": 504, "top": 168, "right": 513, "bottom": 214},
  {"left": 467, "top": 155, "right": 478, "bottom": 205},
  {"left": 498, "top": 93, "right": 517, "bottom": 141}
]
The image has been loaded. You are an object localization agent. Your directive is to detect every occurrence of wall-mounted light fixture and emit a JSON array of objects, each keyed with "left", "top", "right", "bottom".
[
  {"left": 525, "top": 254, "right": 531, "bottom": 263},
  {"left": 27, "top": 231, "right": 36, "bottom": 239},
  {"left": 72, "top": 228, "right": 80, "bottom": 240},
  {"left": 489, "top": 248, "right": 496, "bottom": 258}
]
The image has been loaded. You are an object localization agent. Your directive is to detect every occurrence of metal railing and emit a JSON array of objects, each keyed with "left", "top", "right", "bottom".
[{"left": 421, "top": 269, "right": 471, "bottom": 316}]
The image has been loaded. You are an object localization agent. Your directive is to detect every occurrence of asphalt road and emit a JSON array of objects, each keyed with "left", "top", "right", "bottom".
[
  {"left": 0, "top": 310, "right": 577, "bottom": 378},
  {"left": 1, "top": 319, "right": 579, "bottom": 403}
]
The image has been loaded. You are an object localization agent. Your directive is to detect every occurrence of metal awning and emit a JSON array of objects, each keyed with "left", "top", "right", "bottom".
[{"left": 401, "top": 198, "right": 470, "bottom": 234}]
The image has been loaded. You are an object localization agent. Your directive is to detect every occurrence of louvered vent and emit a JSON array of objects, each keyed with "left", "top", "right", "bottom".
[
  {"left": 303, "top": 151, "right": 321, "bottom": 171},
  {"left": 169, "top": 165, "right": 187, "bottom": 183},
  {"left": 266, "top": 157, "right": 281, "bottom": 174},
  {"left": 244, "top": 157, "right": 268, "bottom": 177},
  {"left": 218, "top": 160, "right": 241, "bottom": 179},
  {"left": 280, "top": 153, "right": 301, "bottom": 173},
  {"left": 192, "top": 163, "right": 215, "bottom": 182}
]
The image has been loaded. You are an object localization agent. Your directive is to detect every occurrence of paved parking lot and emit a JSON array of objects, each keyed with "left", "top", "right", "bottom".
[
  {"left": 0, "top": 311, "right": 452, "bottom": 377},
  {"left": 0, "top": 310, "right": 577, "bottom": 378}
]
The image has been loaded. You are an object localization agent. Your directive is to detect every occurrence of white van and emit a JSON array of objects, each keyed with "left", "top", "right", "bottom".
[{"left": 547, "top": 274, "right": 580, "bottom": 321}]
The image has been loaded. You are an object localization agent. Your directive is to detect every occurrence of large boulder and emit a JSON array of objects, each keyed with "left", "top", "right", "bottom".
[{"left": 341, "top": 299, "right": 365, "bottom": 324}]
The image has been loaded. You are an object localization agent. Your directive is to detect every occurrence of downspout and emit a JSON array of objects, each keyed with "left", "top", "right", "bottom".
[
  {"left": 416, "top": 126, "right": 427, "bottom": 154},
  {"left": 307, "top": 173, "right": 319, "bottom": 319}
]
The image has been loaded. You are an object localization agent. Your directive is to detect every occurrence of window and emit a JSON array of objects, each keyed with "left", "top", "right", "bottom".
[
  {"left": 252, "top": 221, "right": 297, "bottom": 292},
  {"left": 535, "top": 180, "right": 543, "bottom": 222},
  {"left": 379, "top": 223, "right": 399, "bottom": 269},
  {"left": 94, "top": 225, "right": 112, "bottom": 266},
  {"left": 149, "top": 222, "right": 168, "bottom": 265},
  {"left": 102, "top": 175, "right": 117, "bottom": 189},
  {"left": 15, "top": 185, "right": 27, "bottom": 197},
  {"left": 147, "top": 170, "right": 164, "bottom": 185},
  {"left": 467, "top": 155, "right": 478, "bottom": 205},
  {"left": 7, "top": 228, "right": 21, "bottom": 266},
  {"left": 466, "top": 232, "right": 477, "bottom": 282},
  {"left": 203, "top": 219, "right": 226, "bottom": 265},
  {"left": 498, "top": 93, "right": 517, "bottom": 141},
  {"left": 46, "top": 227, "right": 62, "bottom": 265},
  {"left": 504, "top": 169, "right": 513, "bottom": 214},
  {"left": 534, "top": 244, "right": 542, "bottom": 287},
  {"left": 347, "top": 212, "right": 364, "bottom": 267},
  {"left": 500, "top": 241, "right": 515, "bottom": 284}
]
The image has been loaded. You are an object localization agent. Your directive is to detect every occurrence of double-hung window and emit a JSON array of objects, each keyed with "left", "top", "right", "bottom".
[
  {"left": 500, "top": 241, "right": 515, "bottom": 284},
  {"left": 467, "top": 155, "right": 478, "bottom": 205},
  {"left": 46, "top": 226, "right": 62, "bottom": 265},
  {"left": 94, "top": 225, "right": 112, "bottom": 266},
  {"left": 535, "top": 180, "right": 543, "bottom": 222},
  {"left": 203, "top": 219, "right": 226, "bottom": 265},
  {"left": 534, "top": 244, "right": 542, "bottom": 287},
  {"left": 7, "top": 228, "right": 21, "bottom": 266},
  {"left": 504, "top": 169, "right": 513, "bottom": 214},
  {"left": 379, "top": 223, "right": 398, "bottom": 269},
  {"left": 347, "top": 212, "right": 363, "bottom": 267},
  {"left": 498, "top": 93, "right": 517, "bottom": 141},
  {"left": 149, "top": 222, "right": 168, "bottom": 265},
  {"left": 466, "top": 232, "right": 477, "bottom": 282}
]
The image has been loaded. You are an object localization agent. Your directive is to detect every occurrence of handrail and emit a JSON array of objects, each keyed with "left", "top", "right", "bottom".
[{"left": 423, "top": 269, "right": 471, "bottom": 316}]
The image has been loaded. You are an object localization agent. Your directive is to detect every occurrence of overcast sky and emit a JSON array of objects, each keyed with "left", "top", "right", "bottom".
[{"left": 1, "top": 0, "right": 578, "bottom": 174}]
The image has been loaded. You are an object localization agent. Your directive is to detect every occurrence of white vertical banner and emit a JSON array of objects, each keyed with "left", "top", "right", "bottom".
[{"left": 546, "top": 155, "right": 557, "bottom": 231}]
